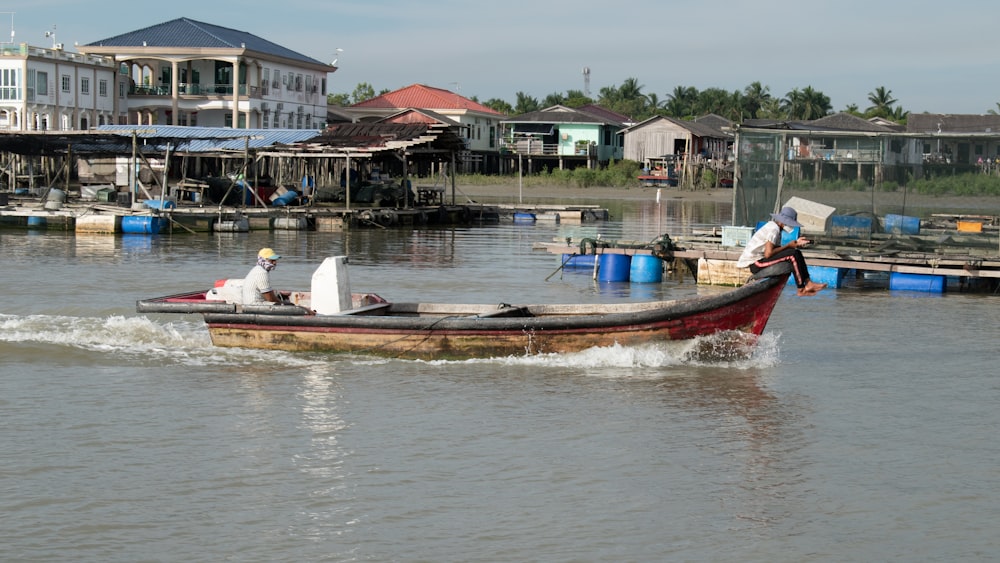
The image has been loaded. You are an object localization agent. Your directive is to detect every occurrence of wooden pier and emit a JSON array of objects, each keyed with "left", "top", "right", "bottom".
[
  {"left": 535, "top": 225, "right": 1000, "bottom": 292},
  {"left": 0, "top": 193, "right": 612, "bottom": 233}
]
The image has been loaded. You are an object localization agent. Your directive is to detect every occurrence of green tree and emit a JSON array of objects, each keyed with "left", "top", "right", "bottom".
[
  {"left": 483, "top": 98, "right": 514, "bottom": 114},
  {"left": 514, "top": 91, "right": 540, "bottom": 114},
  {"left": 866, "top": 86, "right": 897, "bottom": 118},
  {"left": 693, "top": 87, "right": 739, "bottom": 119},
  {"left": 327, "top": 93, "right": 351, "bottom": 106},
  {"left": 350, "top": 82, "right": 376, "bottom": 104},
  {"left": 889, "top": 105, "right": 910, "bottom": 124},
  {"left": 782, "top": 86, "right": 831, "bottom": 120},
  {"left": 756, "top": 98, "right": 784, "bottom": 119},
  {"left": 563, "top": 89, "right": 593, "bottom": 108},
  {"left": 645, "top": 92, "right": 664, "bottom": 116},
  {"left": 741, "top": 81, "right": 771, "bottom": 120},
  {"left": 664, "top": 86, "right": 698, "bottom": 118},
  {"left": 542, "top": 92, "right": 567, "bottom": 107},
  {"left": 988, "top": 102, "right": 1000, "bottom": 115},
  {"left": 596, "top": 78, "right": 648, "bottom": 120}
]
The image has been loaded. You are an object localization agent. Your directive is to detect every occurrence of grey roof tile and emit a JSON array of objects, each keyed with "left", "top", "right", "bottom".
[{"left": 85, "top": 17, "right": 325, "bottom": 65}]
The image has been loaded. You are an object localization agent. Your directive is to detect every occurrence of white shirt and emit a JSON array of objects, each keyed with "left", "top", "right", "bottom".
[
  {"left": 242, "top": 264, "right": 273, "bottom": 304},
  {"left": 736, "top": 221, "right": 782, "bottom": 268}
]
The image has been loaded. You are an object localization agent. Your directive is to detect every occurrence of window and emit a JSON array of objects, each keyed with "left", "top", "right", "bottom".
[
  {"left": 62, "top": 74, "right": 70, "bottom": 92},
  {"left": 100, "top": 79, "right": 108, "bottom": 97},
  {"left": 215, "top": 61, "right": 232, "bottom": 88},
  {"left": 1, "top": 68, "right": 20, "bottom": 101},
  {"left": 262, "top": 69, "right": 269, "bottom": 96},
  {"left": 26, "top": 69, "right": 36, "bottom": 100},
  {"left": 37, "top": 71, "right": 49, "bottom": 96},
  {"left": 81, "top": 77, "right": 90, "bottom": 95}
]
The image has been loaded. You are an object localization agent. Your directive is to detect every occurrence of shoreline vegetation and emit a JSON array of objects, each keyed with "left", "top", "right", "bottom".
[{"left": 450, "top": 175, "right": 1000, "bottom": 215}]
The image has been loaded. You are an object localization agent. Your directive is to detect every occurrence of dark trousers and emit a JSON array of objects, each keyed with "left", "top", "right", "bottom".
[{"left": 749, "top": 248, "right": 810, "bottom": 288}]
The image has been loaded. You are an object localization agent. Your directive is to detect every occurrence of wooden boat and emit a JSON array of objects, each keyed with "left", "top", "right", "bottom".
[{"left": 137, "top": 259, "right": 790, "bottom": 360}]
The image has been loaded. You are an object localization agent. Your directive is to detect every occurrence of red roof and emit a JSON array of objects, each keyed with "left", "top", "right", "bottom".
[{"left": 352, "top": 84, "right": 502, "bottom": 115}]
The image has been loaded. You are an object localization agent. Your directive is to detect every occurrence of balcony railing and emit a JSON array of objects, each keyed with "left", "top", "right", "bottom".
[
  {"left": 500, "top": 139, "right": 596, "bottom": 157},
  {"left": 130, "top": 84, "right": 260, "bottom": 97}
]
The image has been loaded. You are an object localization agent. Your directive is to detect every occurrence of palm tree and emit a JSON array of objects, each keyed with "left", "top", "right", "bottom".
[
  {"left": 782, "top": 86, "right": 831, "bottom": 120},
  {"left": 756, "top": 98, "right": 784, "bottom": 119},
  {"left": 843, "top": 103, "right": 861, "bottom": 116},
  {"left": 987, "top": 102, "right": 1000, "bottom": 115},
  {"left": 598, "top": 78, "right": 647, "bottom": 120},
  {"left": 645, "top": 92, "right": 664, "bottom": 116},
  {"left": 483, "top": 98, "right": 514, "bottom": 115},
  {"left": 563, "top": 89, "right": 593, "bottom": 108},
  {"left": 741, "top": 81, "right": 771, "bottom": 119},
  {"left": 514, "top": 92, "right": 540, "bottom": 115},
  {"left": 890, "top": 105, "right": 910, "bottom": 124},
  {"left": 693, "top": 87, "right": 735, "bottom": 117},
  {"left": 542, "top": 92, "right": 567, "bottom": 107},
  {"left": 665, "top": 86, "right": 698, "bottom": 118},
  {"left": 866, "top": 86, "right": 897, "bottom": 118}
]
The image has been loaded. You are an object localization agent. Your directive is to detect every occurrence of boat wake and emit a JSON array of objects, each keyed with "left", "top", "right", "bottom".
[
  {"left": 0, "top": 313, "right": 321, "bottom": 367},
  {"left": 2, "top": 313, "right": 781, "bottom": 371},
  {"left": 424, "top": 331, "right": 782, "bottom": 370}
]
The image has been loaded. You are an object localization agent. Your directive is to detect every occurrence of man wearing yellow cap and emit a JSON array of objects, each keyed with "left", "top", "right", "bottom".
[{"left": 242, "top": 247, "right": 284, "bottom": 304}]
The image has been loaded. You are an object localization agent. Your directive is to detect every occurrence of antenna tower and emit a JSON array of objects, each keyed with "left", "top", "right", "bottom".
[{"left": 582, "top": 66, "right": 591, "bottom": 97}]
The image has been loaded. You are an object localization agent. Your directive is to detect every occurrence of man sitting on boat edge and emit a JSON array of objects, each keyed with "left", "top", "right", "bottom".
[{"left": 737, "top": 206, "right": 828, "bottom": 296}]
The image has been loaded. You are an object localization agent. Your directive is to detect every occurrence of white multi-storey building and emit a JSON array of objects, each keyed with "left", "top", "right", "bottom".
[
  {"left": 1, "top": 17, "right": 335, "bottom": 132},
  {"left": 0, "top": 42, "right": 124, "bottom": 131}
]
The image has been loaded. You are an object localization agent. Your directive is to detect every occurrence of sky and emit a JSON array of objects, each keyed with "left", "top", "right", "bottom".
[{"left": 3, "top": 0, "right": 998, "bottom": 115}]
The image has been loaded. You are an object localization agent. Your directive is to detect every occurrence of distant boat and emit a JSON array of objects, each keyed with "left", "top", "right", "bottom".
[{"left": 137, "top": 258, "right": 790, "bottom": 360}]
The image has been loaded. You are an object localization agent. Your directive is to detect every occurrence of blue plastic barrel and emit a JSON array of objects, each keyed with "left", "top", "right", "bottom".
[
  {"left": 27, "top": 216, "right": 47, "bottom": 228},
  {"left": 598, "top": 254, "right": 631, "bottom": 282},
  {"left": 561, "top": 254, "right": 597, "bottom": 269},
  {"left": 513, "top": 212, "right": 536, "bottom": 223},
  {"left": 830, "top": 215, "right": 873, "bottom": 238},
  {"left": 272, "top": 190, "right": 298, "bottom": 207},
  {"left": 884, "top": 214, "right": 920, "bottom": 235},
  {"left": 629, "top": 254, "right": 663, "bottom": 283},
  {"left": 889, "top": 272, "right": 944, "bottom": 293},
  {"left": 121, "top": 216, "right": 164, "bottom": 234},
  {"left": 144, "top": 199, "right": 176, "bottom": 210}
]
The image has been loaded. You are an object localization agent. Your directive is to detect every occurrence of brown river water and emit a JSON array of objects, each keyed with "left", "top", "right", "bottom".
[{"left": 1, "top": 196, "right": 998, "bottom": 561}]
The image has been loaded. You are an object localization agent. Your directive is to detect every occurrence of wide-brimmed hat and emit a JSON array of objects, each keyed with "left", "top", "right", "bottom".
[
  {"left": 258, "top": 247, "right": 281, "bottom": 260},
  {"left": 770, "top": 206, "right": 802, "bottom": 228}
]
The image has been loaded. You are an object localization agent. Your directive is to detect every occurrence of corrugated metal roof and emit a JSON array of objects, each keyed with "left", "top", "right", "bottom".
[
  {"left": 84, "top": 17, "right": 326, "bottom": 66},
  {"left": 309, "top": 123, "right": 466, "bottom": 153},
  {"left": 94, "top": 125, "right": 322, "bottom": 152},
  {"left": 352, "top": 84, "right": 502, "bottom": 115},
  {"left": 1, "top": 124, "right": 461, "bottom": 157},
  {"left": 503, "top": 105, "right": 623, "bottom": 126},
  {"left": 622, "top": 115, "right": 731, "bottom": 138},
  {"left": 907, "top": 113, "right": 1000, "bottom": 134}
]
